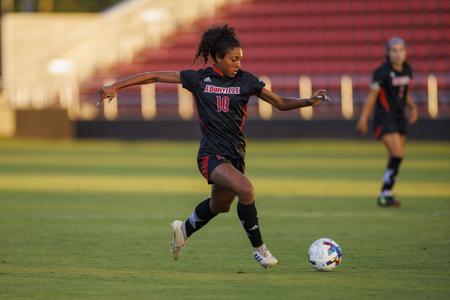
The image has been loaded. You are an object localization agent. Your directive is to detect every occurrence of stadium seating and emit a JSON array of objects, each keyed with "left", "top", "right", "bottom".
[{"left": 80, "top": 0, "right": 449, "bottom": 119}]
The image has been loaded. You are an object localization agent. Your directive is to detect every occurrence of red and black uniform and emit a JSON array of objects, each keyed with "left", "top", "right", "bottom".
[
  {"left": 371, "top": 60, "right": 413, "bottom": 139},
  {"left": 180, "top": 66, "right": 265, "bottom": 184}
]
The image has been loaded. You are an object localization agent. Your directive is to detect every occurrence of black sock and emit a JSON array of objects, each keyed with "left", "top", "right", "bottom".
[
  {"left": 381, "top": 156, "right": 403, "bottom": 193},
  {"left": 237, "top": 202, "right": 263, "bottom": 248},
  {"left": 184, "top": 198, "right": 217, "bottom": 237}
]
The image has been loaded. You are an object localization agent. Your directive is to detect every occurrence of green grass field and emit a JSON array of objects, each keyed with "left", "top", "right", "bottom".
[{"left": 0, "top": 139, "right": 449, "bottom": 299}]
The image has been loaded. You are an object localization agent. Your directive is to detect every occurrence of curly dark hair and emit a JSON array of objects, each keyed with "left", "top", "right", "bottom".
[{"left": 194, "top": 24, "right": 241, "bottom": 64}]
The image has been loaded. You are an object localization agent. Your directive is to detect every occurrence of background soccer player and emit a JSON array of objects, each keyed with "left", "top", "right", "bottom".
[
  {"left": 99, "top": 25, "right": 330, "bottom": 268},
  {"left": 357, "top": 37, "right": 418, "bottom": 207}
]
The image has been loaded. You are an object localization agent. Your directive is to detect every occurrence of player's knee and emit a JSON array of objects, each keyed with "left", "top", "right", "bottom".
[
  {"left": 238, "top": 183, "right": 255, "bottom": 203},
  {"left": 392, "top": 149, "right": 404, "bottom": 158}
]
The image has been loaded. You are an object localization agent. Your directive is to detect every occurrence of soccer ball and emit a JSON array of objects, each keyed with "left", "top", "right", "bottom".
[{"left": 308, "top": 238, "right": 343, "bottom": 271}]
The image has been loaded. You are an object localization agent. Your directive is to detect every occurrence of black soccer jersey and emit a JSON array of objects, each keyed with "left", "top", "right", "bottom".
[
  {"left": 371, "top": 60, "right": 413, "bottom": 118},
  {"left": 180, "top": 67, "right": 265, "bottom": 159}
]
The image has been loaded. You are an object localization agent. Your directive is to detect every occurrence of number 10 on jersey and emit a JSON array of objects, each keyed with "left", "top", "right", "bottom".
[{"left": 216, "top": 96, "right": 230, "bottom": 112}]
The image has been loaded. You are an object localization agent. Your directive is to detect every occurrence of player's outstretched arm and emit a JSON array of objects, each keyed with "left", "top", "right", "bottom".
[
  {"left": 258, "top": 88, "right": 331, "bottom": 111},
  {"left": 98, "top": 71, "right": 181, "bottom": 103},
  {"left": 356, "top": 88, "right": 378, "bottom": 135}
]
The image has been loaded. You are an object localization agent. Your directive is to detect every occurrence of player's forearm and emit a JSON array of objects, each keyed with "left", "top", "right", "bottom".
[
  {"left": 258, "top": 88, "right": 325, "bottom": 111},
  {"left": 359, "top": 102, "right": 374, "bottom": 121},
  {"left": 277, "top": 97, "right": 314, "bottom": 111},
  {"left": 111, "top": 72, "right": 157, "bottom": 90},
  {"left": 359, "top": 91, "right": 378, "bottom": 121},
  {"left": 406, "top": 94, "right": 416, "bottom": 109}
]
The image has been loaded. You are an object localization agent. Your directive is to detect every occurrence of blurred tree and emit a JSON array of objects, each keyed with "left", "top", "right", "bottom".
[
  {"left": 38, "top": 0, "right": 52, "bottom": 12},
  {"left": 1, "top": 0, "right": 15, "bottom": 12},
  {"left": 13, "top": 0, "right": 123, "bottom": 12},
  {"left": 19, "top": 0, "right": 36, "bottom": 11},
  {"left": 52, "top": 0, "right": 123, "bottom": 12}
]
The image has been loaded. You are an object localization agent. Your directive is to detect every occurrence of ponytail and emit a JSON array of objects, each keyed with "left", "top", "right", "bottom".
[{"left": 194, "top": 24, "right": 241, "bottom": 64}]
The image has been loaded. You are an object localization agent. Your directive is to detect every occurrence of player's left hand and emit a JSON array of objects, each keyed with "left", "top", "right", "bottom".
[
  {"left": 408, "top": 105, "right": 418, "bottom": 124},
  {"left": 311, "top": 89, "right": 332, "bottom": 106}
]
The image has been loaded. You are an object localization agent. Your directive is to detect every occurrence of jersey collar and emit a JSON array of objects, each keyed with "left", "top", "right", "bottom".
[{"left": 212, "top": 65, "right": 225, "bottom": 77}]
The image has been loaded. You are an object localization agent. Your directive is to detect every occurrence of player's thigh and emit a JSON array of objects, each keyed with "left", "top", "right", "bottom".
[
  {"left": 209, "top": 162, "right": 254, "bottom": 203},
  {"left": 210, "top": 184, "right": 236, "bottom": 213},
  {"left": 382, "top": 132, "right": 404, "bottom": 157}
]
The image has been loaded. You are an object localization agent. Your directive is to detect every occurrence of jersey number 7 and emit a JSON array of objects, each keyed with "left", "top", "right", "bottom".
[{"left": 216, "top": 96, "right": 230, "bottom": 113}]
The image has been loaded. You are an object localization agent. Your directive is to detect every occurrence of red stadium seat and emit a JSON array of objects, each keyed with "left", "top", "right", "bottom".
[{"left": 79, "top": 0, "right": 450, "bottom": 119}]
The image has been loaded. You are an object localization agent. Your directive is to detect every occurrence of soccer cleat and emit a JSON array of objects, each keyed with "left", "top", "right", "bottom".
[
  {"left": 170, "top": 220, "right": 188, "bottom": 260},
  {"left": 252, "top": 244, "right": 279, "bottom": 269},
  {"left": 377, "top": 195, "right": 401, "bottom": 207}
]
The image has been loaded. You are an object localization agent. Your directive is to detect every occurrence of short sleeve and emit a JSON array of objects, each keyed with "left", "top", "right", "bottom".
[
  {"left": 180, "top": 70, "right": 200, "bottom": 92},
  {"left": 370, "top": 68, "right": 384, "bottom": 91},
  {"left": 246, "top": 72, "right": 266, "bottom": 95}
]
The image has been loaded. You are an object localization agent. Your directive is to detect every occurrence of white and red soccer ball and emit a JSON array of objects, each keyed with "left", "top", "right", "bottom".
[{"left": 308, "top": 238, "right": 343, "bottom": 271}]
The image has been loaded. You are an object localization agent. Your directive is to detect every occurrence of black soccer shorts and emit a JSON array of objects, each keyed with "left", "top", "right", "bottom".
[
  {"left": 197, "top": 154, "right": 245, "bottom": 184},
  {"left": 373, "top": 116, "right": 408, "bottom": 140}
]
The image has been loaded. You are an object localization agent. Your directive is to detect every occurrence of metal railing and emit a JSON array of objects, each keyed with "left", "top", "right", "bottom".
[{"left": 96, "top": 74, "right": 442, "bottom": 121}]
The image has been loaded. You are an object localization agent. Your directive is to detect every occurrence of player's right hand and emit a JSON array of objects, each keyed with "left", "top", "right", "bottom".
[
  {"left": 97, "top": 85, "right": 117, "bottom": 106},
  {"left": 356, "top": 119, "right": 368, "bottom": 135},
  {"left": 311, "top": 89, "right": 331, "bottom": 106}
]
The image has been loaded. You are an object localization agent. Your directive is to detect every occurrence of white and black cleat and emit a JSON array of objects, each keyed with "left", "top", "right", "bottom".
[
  {"left": 170, "top": 220, "right": 188, "bottom": 260},
  {"left": 252, "top": 243, "right": 279, "bottom": 269}
]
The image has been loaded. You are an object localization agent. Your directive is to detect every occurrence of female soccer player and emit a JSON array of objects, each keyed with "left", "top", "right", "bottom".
[
  {"left": 357, "top": 37, "right": 418, "bottom": 207},
  {"left": 99, "top": 25, "right": 330, "bottom": 268}
]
